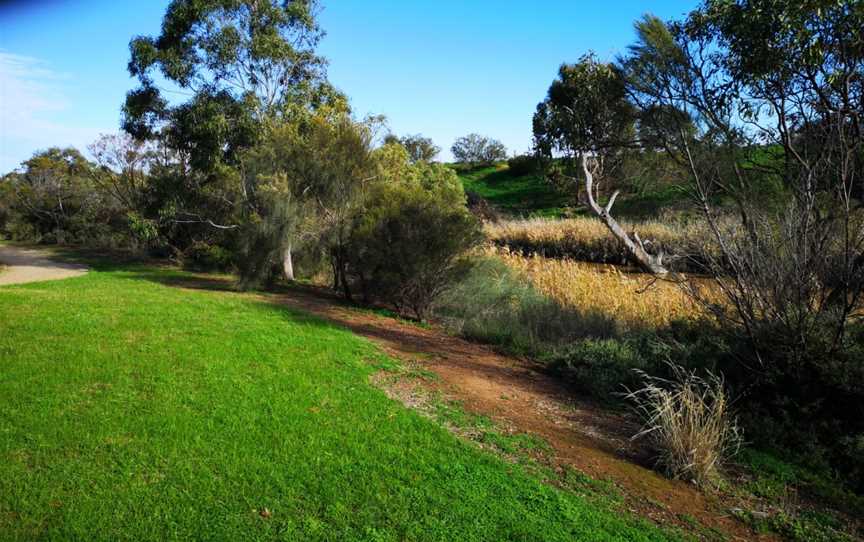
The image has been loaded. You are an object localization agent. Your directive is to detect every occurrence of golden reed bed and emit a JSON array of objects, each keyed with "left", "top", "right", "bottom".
[{"left": 489, "top": 247, "right": 708, "bottom": 330}]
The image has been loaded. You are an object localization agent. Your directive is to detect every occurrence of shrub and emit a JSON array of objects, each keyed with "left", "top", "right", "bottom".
[
  {"left": 626, "top": 363, "right": 741, "bottom": 487},
  {"left": 465, "top": 191, "right": 502, "bottom": 222},
  {"left": 507, "top": 154, "right": 539, "bottom": 176},
  {"left": 343, "top": 171, "right": 482, "bottom": 319},
  {"left": 183, "top": 241, "right": 235, "bottom": 272},
  {"left": 546, "top": 339, "right": 646, "bottom": 401},
  {"left": 384, "top": 134, "right": 440, "bottom": 163}
]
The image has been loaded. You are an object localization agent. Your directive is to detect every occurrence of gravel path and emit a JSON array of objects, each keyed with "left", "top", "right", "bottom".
[{"left": 0, "top": 246, "right": 88, "bottom": 286}]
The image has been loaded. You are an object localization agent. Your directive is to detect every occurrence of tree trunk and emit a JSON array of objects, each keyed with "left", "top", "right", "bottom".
[
  {"left": 282, "top": 242, "right": 295, "bottom": 281},
  {"left": 582, "top": 154, "right": 669, "bottom": 275}
]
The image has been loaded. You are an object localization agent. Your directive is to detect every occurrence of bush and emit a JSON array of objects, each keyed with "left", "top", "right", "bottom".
[
  {"left": 626, "top": 363, "right": 741, "bottom": 487},
  {"left": 465, "top": 191, "right": 502, "bottom": 222},
  {"left": 182, "top": 242, "right": 235, "bottom": 272},
  {"left": 546, "top": 339, "right": 646, "bottom": 401},
  {"left": 343, "top": 169, "right": 482, "bottom": 319},
  {"left": 507, "top": 154, "right": 539, "bottom": 176},
  {"left": 434, "top": 257, "right": 617, "bottom": 354}
]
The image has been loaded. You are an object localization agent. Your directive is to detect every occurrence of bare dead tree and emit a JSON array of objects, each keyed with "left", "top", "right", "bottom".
[{"left": 581, "top": 153, "right": 670, "bottom": 275}]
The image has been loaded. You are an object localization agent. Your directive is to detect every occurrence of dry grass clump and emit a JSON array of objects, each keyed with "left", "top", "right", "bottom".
[
  {"left": 491, "top": 247, "right": 702, "bottom": 330},
  {"left": 485, "top": 216, "right": 715, "bottom": 270},
  {"left": 626, "top": 364, "right": 741, "bottom": 488}
]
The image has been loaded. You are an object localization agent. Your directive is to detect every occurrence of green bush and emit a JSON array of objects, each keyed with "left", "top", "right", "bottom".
[
  {"left": 546, "top": 339, "right": 646, "bottom": 401},
  {"left": 183, "top": 242, "right": 235, "bottom": 272},
  {"left": 343, "top": 167, "right": 482, "bottom": 319},
  {"left": 507, "top": 154, "right": 539, "bottom": 176}
]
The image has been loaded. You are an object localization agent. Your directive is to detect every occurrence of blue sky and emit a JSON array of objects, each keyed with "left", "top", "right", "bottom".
[{"left": 0, "top": 1, "right": 697, "bottom": 173}]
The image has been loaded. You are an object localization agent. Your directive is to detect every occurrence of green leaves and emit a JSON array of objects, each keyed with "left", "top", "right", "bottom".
[
  {"left": 123, "top": 0, "right": 333, "bottom": 172},
  {"left": 533, "top": 53, "right": 635, "bottom": 159}
]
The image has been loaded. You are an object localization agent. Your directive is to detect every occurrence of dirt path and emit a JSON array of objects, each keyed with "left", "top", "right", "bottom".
[
  {"left": 0, "top": 246, "right": 88, "bottom": 286},
  {"left": 270, "top": 285, "right": 771, "bottom": 542}
]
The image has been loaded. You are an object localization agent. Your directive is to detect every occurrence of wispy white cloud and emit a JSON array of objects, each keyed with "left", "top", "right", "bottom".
[{"left": 0, "top": 51, "right": 107, "bottom": 173}]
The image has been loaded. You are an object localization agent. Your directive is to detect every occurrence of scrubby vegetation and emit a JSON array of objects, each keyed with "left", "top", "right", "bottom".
[
  {"left": 2, "top": 0, "right": 863, "bottom": 539},
  {"left": 627, "top": 365, "right": 741, "bottom": 488}
]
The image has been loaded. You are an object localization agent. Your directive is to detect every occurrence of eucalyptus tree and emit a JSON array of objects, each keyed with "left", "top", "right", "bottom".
[
  {"left": 2, "top": 149, "right": 101, "bottom": 244},
  {"left": 451, "top": 134, "right": 507, "bottom": 167},
  {"left": 122, "top": 0, "right": 348, "bottom": 274},
  {"left": 532, "top": 54, "right": 670, "bottom": 274},
  {"left": 616, "top": 2, "right": 864, "bottom": 479}
]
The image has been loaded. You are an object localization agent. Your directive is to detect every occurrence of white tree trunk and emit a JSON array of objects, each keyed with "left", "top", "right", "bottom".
[
  {"left": 582, "top": 154, "right": 669, "bottom": 275},
  {"left": 282, "top": 242, "right": 295, "bottom": 281}
]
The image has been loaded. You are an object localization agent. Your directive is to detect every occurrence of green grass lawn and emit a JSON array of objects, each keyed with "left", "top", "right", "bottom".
[
  {"left": 456, "top": 165, "right": 572, "bottom": 217},
  {"left": 0, "top": 264, "right": 678, "bottom": 541}
]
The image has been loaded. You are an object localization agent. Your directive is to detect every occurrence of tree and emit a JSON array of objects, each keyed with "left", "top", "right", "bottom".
[
  {"left": 384, "top": 133, "right": 441, "bottom": 163},
  {"left": 2, "top": 148, "right": 107, "bottom": 244},
  {"left": 123, "top": 0, "right": 348, "bottom": 273},
  {"left": 619, "top": 4, "right": 864, "bottom": 479},
  {"left": 532, "top": 54, "right": 668, "bottom": 274},
  {"left": 451, "top": 134, "right": 507, "bottom": 167},
  {"left": 236, "top": 113, "right": 378, "bottom": 288},
  {"left": 124, "top": 0, "right": 335, "bottom": 162}
]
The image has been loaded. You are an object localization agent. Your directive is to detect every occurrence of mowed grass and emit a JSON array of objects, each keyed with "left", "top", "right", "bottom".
[
  {"left": 0, "top": 265, "right": 678, "bottom": 541},
  {"left": 456, "top": 165, "right": 571, "bottom": 217}
]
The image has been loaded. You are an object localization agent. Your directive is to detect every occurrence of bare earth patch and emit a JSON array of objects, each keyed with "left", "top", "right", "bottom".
[{"left": 0, "top": 246, "right": 88, "bottom": 286}]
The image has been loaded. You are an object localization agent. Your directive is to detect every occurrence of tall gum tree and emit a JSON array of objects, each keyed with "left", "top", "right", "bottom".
[{"left": 122, "top": 0, "right": 347, "bottom": 279}]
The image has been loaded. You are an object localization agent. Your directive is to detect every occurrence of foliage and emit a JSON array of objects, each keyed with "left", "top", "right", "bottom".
[
  {"left": 533, "top": 53, "right": 634, "bottom": 157},
  {"left": 532, "top": 53, "right": 637, "bottom": 202},
  {"left": 433, "top": 256, "right": 617, "bottom": 354},
  {"left": 506, "top": 154, "right": 539, "bottom": 176},
  {"left": 451, "top": 133, "right": 507, "bottom": 167},
  {"left": 0, "top": 148, "right": 136, "bottom": 247},
  {"left": 182, "top": 240, "right": 235, "bottom": 272},
  {"left": 617, "top": 3, "right": 864, "bottom": 486},
  {"left": 384, "top": 133, "right": 441, "bottom": 163},
  {"left": 545, "top": 339, "right": 646, "bottom": 401},
  {"left": 455, "top": 164, "right": 572, "bottom": 218},
  {"left": 343, "top": 163, "right": 482, "bottom": 319},
  {"left": 123, "top": 0, "right": 340, "bottom": 169},
  {"left": 0, "top": 264, "right": 678, "bottom": 541},
  {"left": 626, "top": 364, "right": 741, "bottom": 488}
]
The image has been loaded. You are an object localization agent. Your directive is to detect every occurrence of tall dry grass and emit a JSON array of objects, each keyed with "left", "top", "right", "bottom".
[
  {"left": 485, "top": 216, "right": 716, "bottom": 271},
  {"left": 491, "top": 247, "right": 704, "bottom": 330},
  {"left": 626, "top": 364, "right": 741, "bottom": 487}
]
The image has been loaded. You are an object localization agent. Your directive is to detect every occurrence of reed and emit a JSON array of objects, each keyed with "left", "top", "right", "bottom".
[
  {"left": 490, "top": 247, "right": 704, "bottom": 330},
  {"left": 485, "top": 216, "right": 715, "bottom": 271}
]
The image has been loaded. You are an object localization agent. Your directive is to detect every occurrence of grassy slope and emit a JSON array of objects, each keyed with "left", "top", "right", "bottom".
[
  {"left": 456, "top": 165, "right": 691, "bottom": 220},
  {"left": 457, "top": 165, "right": 571, "bottom": 218},
  {"left": 0, "top": 264, "right": 677, "bottom": 541}
]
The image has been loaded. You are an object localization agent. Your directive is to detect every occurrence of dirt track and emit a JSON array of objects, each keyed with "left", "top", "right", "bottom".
[
  {"left": 0, "top": 246, "right": 88, "bottom": 286},
  {"left": 270, "top": 285, "right": 772, "bottom": 542}
]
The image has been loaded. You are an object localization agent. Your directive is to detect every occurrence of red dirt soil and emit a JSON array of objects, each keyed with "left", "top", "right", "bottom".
[{"left": 270, "top": 285, "right": 774, "bottom": 542}]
